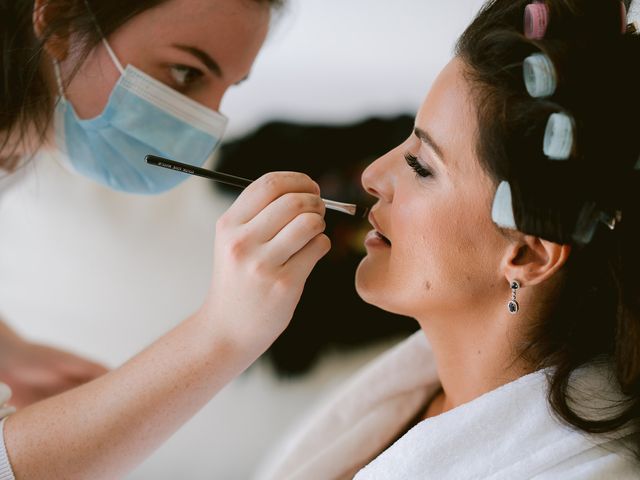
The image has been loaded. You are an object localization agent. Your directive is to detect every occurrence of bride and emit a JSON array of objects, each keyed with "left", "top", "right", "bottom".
[{"left": 256, "top": 0, "right": 640, "bottom": 478}]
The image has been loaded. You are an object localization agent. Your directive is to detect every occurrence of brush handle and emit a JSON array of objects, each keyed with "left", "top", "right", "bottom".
[
  {"left": 145, "top": 155, "right": 369, "bottom": 218},
  {"left": 146, "top": 155, "right": 252, "bottom": 189}
]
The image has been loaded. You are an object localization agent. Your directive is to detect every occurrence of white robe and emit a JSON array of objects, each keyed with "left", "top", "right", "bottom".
[{"left": 255, "top": 331, "right": 639, "bottom": 479}]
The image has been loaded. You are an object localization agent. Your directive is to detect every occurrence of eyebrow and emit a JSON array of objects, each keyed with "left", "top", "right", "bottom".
[
  {"left": 173, "top": 44, "right": 223, "bottom": 78},
  {"left": 414, "top": 127, "right": 445, "bottom": 162}
]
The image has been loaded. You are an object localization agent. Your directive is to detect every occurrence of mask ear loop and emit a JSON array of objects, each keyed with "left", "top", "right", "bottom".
[
  {"left": 101, "top": 38, "right": 125, "bottom": 75},
  {"left": 82, "top": 0, "right": 124, "bottom": 74},
  {"left": 53, "top": 60, "right": 68, "bottom": 102}
]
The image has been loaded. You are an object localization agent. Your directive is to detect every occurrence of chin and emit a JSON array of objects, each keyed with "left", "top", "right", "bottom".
[
  {"left": 355, "top": 258, "right": 404, "bottom": 316},
  {"left": 355, "top": 258, "right": 379, "bottom": 301}
]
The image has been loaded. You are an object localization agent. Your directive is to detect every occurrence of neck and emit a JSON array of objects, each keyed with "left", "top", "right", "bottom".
[{"left": 417, "top": 303, "right": 535, "bottom": 415}]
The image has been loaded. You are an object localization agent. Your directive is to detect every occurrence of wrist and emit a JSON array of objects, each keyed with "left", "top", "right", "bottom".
[{"left": 188, "top": 307, "right": 265, "bottom": 373}]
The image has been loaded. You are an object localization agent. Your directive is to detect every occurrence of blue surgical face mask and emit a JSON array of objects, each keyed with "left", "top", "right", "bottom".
[{"left": 54, "top": 39, "right": 228, "bottom": 194}]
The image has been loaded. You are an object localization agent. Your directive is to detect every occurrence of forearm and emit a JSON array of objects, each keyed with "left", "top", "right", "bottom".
[{"left": 3, "top": 311, "right": 254, "bottom": 480}]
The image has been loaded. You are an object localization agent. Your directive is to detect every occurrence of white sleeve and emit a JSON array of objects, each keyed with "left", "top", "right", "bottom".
[
  {"left": 0, "top": 418, "right": 15, "bottom": 480},
  {"left": 0, "top": 383, "right": 16, "bottom": 480}
]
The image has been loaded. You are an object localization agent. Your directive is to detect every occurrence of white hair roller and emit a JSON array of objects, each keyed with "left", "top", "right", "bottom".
[
  {"left": 523, "top": 53, "right": 557, "bottom": 98},
  {"left": 491, "top": 181, "right": 518, "bottom": 230},
  {"left": 543, "top": 112, "right": 575, "bottom": 160}
]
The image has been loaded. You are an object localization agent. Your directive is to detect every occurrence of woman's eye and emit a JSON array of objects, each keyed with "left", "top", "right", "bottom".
[
  {"left": 169, "top": 65, "right": 204, "bottom": 88},
  {"left": 404, "top": 152, "right": 432, "bottom": 178}
]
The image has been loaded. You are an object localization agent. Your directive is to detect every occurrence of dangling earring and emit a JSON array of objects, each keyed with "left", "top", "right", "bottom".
[{"left": 508, "top": 280, "right": 520, "bottom": 314}]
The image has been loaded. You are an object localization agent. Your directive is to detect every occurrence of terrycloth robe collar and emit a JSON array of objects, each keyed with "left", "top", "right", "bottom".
[{"left": 256, "top": 331, "right": 638, "bottom": 480}]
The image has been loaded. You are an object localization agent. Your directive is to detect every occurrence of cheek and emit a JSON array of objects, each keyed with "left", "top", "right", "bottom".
[
  {"left": 355, "top": 176, "right": 505, "bottom": 317},
  {"left": 390, "top": 189, "right": 502, "bottom": 308},
  {"left": 63, "top": 47, "right": 120, "bottom": 119},
  {"left": 390, "top": 196, "right": 453, "bottom": 290},
  {"left": 358, "top": 193, "right": 442, "bottom": 311},
  {"left": 429, "top": 198, "right": 504, "bottom": 300}
]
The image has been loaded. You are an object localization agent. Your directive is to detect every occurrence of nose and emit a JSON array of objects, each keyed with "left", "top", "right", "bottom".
[
  {"left": 192, "top": 85, "right": 227, "bottom": 112},
  {"left": 361, "top": 147, "right": 398, "bottom": 203},
  {"left": 202, "top": 93, "right": 223, "bottom": 113}
]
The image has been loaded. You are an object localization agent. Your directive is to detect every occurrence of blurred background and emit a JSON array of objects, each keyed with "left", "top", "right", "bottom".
[{"left": 0, "top": 0, "right": 522, "bottom": 478}]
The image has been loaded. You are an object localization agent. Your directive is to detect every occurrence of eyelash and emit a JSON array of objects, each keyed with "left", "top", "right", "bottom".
[
  {"left": 169, "top": 65, "right": 204, "bottom": 88},
  {"left": 404, "top": 152, "right": 432, "bottom": 178}
]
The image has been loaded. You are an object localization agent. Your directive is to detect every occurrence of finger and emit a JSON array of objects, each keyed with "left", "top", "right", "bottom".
[
  {"left": 220, "top": 172, "right": 320, "bottom": 226},
  {"left": 281, "top": 233, "right": 332, "bottom": 283},
  {"left": 247, "top": 193, "right": 326, "bottom": 244},
  {"left": 261, "top": 212, "right": 327, "bottom": 266}
]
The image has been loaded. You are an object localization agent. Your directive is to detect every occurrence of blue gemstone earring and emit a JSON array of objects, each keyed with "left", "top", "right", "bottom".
[{"left": 508, "top": 281, "right": 520, "bottom": 314}]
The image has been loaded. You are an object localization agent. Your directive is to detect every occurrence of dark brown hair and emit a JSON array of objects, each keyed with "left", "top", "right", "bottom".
[
  {"left": 457, "top": 0, "right": 640, "bottom": 459},
  {"left": 0, "top": 0, "right": 283, "bottom": 168}
]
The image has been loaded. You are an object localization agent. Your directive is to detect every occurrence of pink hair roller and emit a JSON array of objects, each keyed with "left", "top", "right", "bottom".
[
  {"left": 524, "top": 1, "right": 550, "bottom": 40},
  {"left": 621, "top": 1, "right": 628, "bottom": 34}
]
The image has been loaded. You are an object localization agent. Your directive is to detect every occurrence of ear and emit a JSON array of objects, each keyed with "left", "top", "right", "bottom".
[
  {"left": 33, "top": 0, "right": 72, "bottom": 61},
  {"left": 500, "top": 235, "right": 572, "bottom": 287}
]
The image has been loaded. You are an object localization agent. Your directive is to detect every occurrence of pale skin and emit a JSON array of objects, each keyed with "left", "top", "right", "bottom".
[
  {"left": 356, "top": 58, "right": 571, "bottom": 420},
  {"left": 1, "top": 0, "right": 331, "bottom": 478}
]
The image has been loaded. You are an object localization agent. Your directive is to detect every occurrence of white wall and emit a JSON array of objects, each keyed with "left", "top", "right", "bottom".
[{"left": 222, "top": 0, "right": 485, "bottom": 140}]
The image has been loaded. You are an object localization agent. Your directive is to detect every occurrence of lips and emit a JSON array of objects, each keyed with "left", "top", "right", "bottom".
[{"left": 368, "top": 212, "right": 392, "bottom": 246}]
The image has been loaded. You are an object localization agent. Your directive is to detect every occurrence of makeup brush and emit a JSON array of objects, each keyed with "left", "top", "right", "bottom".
[{"left": 145, "top": 155, "right": 370, "bottom": 218}]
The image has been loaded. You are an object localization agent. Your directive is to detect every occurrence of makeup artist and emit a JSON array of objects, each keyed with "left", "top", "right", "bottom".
[{"left": 0, "top": 0, "right": 333, "bottom": 478}]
